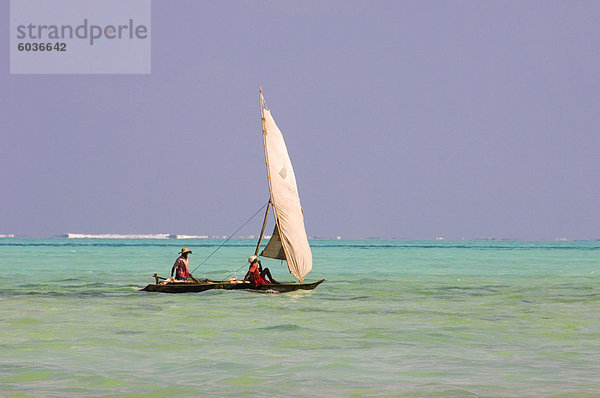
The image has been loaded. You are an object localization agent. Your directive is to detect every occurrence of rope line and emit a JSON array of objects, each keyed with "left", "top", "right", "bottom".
[
  {"left": 220, "top": 262, "right": 250, "bottom": 282},
  {"left": 190, "top": 201, "right": 268, "bottom": 275}
]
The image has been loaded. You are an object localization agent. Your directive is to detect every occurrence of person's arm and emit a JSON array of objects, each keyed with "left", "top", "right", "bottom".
[{"left": 171, "top": 258, "right": 179, "bottom": 277}]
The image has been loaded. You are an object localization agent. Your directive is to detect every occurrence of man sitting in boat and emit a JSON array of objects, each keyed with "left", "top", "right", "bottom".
[
  {"left": 244, "top": 255, "right": 279, "bottom": 285},
  {"left": 171, "top": 248, "right": 193, "bottom": 281}
]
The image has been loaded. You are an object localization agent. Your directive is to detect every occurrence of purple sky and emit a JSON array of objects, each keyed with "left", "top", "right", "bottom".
[{"left": 2, "top": 0, "right": 600, "bottom": 240}]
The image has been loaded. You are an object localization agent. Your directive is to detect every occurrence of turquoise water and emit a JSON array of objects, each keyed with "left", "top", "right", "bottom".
[{"left": 1, "top": 239, "right": 599, "bottom": 397}]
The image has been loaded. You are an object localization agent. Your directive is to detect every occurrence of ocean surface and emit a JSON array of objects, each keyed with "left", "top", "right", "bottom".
[{"left": 1, "top": 238, "right": 599, "bottom": 397}]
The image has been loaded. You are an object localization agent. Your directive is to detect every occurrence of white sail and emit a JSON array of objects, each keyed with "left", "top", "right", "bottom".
[
  {"left": 260, "top": 223, "right": 286, "bottom": 260},
  {"left": 260, "top": 91, "right": 312, "bottom": 282}
]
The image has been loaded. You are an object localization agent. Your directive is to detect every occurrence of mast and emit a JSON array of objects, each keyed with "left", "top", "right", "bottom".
[
  {"left": 255, "top": 87, "right": 276, "bottom": 257},
  {"left": 254, "top": 200, "right": 271, "bottom": 255}
]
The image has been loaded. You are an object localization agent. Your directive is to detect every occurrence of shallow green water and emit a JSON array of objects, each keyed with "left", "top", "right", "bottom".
[{"left": 1, "top": 239, "right": 599, "bottom": 397}]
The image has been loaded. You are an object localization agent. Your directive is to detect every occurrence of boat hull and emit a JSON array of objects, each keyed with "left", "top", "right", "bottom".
[
  {"left": 248, "top": 279, "right": 324, "bottom": 293},
  {"left": 141, "top": 279, "right": 324, "bottom": 294}
]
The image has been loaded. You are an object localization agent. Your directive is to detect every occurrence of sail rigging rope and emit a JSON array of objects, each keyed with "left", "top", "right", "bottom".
[
  {"left": 189, "top": 201, "right": 268, "bottom": 275},
  {"left": 220, "top": 262, "right": 250, "bottom": 282}
]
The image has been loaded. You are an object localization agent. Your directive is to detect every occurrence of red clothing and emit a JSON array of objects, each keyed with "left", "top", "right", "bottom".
[
  {"left": 248, "top": 263, "right": 268, "bottom": 285},
  {"left": 172, "top": 255, "right": 190, "bottom": 279}
]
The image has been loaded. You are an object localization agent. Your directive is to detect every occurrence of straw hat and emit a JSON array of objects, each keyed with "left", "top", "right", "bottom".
[
  {"left": 180, "top": 247, "right": 192, "bottom": 254},
  {"left": 248, "top": 255, "right": 258, "bottom": 263}
]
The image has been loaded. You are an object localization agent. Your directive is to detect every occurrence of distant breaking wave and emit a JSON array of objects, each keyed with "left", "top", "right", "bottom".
[
  {"left": 64, "top": 233, "right": 209, "bottom": 239},
  {"left": 65, "top": 233, "right": 170, "bottom": 239}
]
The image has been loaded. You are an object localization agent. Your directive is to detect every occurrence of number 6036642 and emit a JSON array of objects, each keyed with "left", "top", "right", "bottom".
[{"left": 18, "top": 42, "right": 66, "bottom": 51}]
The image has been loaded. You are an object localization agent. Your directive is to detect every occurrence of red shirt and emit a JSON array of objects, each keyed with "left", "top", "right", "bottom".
[
  {"left": 172, "top": 256, "right": 190, "bottom": 279},
  {"left": 248, "top": 263, "right": 268, "bottom": 285}
]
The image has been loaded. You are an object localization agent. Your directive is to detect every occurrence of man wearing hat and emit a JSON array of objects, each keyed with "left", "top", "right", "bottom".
[{"left": 171, "top": 248, "right": 193, "bottom": 280}]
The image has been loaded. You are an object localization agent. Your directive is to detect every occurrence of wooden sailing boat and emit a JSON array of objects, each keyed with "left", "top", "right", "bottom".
[{"left": 142, "top": 89, "right": 324, "bottom": 293}]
